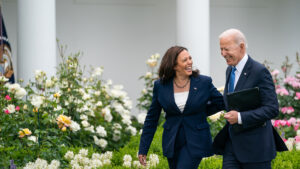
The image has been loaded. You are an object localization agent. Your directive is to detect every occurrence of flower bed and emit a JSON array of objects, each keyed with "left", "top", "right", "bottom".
[{"left": 0, "top": 45, "right": 142, "bottom": 167}]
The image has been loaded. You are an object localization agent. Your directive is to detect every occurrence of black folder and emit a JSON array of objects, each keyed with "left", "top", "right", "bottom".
[{"left": 227, "top": 87, "right": 265, "bottom": 133}]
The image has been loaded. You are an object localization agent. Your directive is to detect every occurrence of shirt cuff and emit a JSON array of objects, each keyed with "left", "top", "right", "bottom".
[{"left": 238, "top": 112, "right": 242, "bottom": 124}]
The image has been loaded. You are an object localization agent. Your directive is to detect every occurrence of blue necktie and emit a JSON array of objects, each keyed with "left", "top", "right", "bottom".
[{"left": 229, "top": 67, "right": 236, "bottom": 93}]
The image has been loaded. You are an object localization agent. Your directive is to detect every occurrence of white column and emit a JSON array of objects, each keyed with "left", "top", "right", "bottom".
[
  {"left": 17, "top": 0, "right": 56, "bottom": 83},
  {"left": 176, "top": 0, "right": 210, "bottom": 75}
]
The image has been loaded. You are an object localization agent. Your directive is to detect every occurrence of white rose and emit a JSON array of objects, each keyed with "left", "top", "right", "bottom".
[
  {"left": 15, "top": 88, "right": 27, "bottom": 99},
  {"left": 126, "top": 126, "right": 137, "bottom": 136},
  {"left": 96, "top": 125, "right": 107, "bottom": 137},
  {"left": 6, "top": 104, "right": 15, "bottom": 113},
  {"left": 64, "top": 151, "right": 74, "bottom": 160},
  {"left": 31, "top": 95, "right": 44, "bottom": 108},
  {"left": 96, "top": 101, "right": 103, "bottom": 107},
  {"left": 28, "top": 136, "right": 38, "bottom": 143},
  {"left": 145, "top": 72, "right": 152, "bottom": 78},
  {"left": 99, "top": 138, "right": 108, "bottom": 149},
  {"left": 70, "top": 121, "right": 81, "bottom": 132},
  {"left": 285, "top": 138, "right": 295, "bottom": 151},
  {"left": 138, "top": 113, "right": 147, "bottom": 124},
  {"left": 81, "top": 120, "right": 90, "bottom": 127},
  {"left": 149, "top": 154, "right": 159, "bottom": 167},
  {"left": 92, "top": 67, "right": 103, "bottom": 77},
  {"left": 45, "top": 79, "right": 54, "bottom": 88}
]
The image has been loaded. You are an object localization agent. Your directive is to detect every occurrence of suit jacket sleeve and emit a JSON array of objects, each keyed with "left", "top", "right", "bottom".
[
  {"left": 139, "top": 80, "right": 162, "bottom": 155},
  {"left": 206, "top": 77, "right": 225, "bottom": 116},
  {"left": 241, "top": 67, "right": 279, "bottom": 128}
]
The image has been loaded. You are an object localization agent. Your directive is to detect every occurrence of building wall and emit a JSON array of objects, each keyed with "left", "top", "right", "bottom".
[{"left": 2, "top": 0, "right": 300, "bottom": 115}]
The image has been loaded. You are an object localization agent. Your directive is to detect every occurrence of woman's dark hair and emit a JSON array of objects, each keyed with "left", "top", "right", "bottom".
[{"left": 158, "top": 46, "right": 199, "bottom": 84}]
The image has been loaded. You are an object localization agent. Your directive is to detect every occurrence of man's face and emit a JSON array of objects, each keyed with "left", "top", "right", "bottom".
[{"left": 220, "top": 36, "right": 244, "bottom": 66}]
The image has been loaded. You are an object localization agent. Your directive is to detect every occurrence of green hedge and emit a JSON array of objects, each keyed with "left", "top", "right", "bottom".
[{"left": 111, "top": 125, "right": 300, "bottom": 169}]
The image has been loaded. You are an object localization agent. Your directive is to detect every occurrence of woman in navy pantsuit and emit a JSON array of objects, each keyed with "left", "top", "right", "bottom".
[{"left": 138, "top": 46, "right": 225, "bottom": 169}]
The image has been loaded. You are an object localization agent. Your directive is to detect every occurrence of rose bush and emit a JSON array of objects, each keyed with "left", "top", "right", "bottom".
[
  {"left": 269, "top": 53, "right": 300, "bottom": 150},
  {"left": 0, "top": 44, "right": 141, "bottom": 167}
]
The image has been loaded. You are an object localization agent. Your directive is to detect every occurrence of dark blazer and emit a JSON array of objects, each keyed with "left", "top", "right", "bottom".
[
  {"left": 139, "top": 75, "right": 225, "bottom": 158},
  {"left": 213, "top": 56, "right": 287, "bottom": 163}
]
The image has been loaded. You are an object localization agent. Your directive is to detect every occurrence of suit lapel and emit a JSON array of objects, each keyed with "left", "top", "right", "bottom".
[
  {"left": 183, "top": 76, "right": 198, "bottom": 113},
  {"left": 224, "top": 66, "right": 231, "bottom": 95},
  {"left": 234, "top": 56, "right": 253, "bottom": 91}
]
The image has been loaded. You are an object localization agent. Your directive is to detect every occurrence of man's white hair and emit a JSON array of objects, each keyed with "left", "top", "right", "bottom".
[{"left": 219, "top": 28, "right": 248, "bottom": 48}]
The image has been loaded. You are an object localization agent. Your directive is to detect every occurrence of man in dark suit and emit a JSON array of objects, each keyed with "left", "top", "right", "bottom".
[{"left": 213, "top": 29, "right": 286, "bottom": 169}]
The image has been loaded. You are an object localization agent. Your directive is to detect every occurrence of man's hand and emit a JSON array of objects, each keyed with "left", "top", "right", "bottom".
[
  {"left": 138, "top": 154, "right": 147, "bottom": 166},
  {"left": 224, "top": 110, "right": 238, "bottom": 124}
]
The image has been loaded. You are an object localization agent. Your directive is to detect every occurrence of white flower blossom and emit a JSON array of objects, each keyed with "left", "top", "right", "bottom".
[
  {"left": 45, "top": 79, "right": 54, "bottom": 88},
  {"left": 113, "top": 130, "right": 121, "bottom": 142},
  {"left": 79, "top": 149, "right": 88, "bottom": 157},
  {"left": 145, "top": 72, "right": 152, "bottom": 78},
  {"left": 146, "top": 58, "right": 157, "bottom": 67},
  {"left": 126, "top": 126, "right": 137, "bottom": 136},
  {"left": 133, "top": 160, "right": 142, "bottom": 168},
  {"left": 31, "top": 95, "right": 44, "bottom": 108},
  {"left": 94, "top": 91, "right": 101, "bottom": 96},
  {"left": 296, "top": 142, "right": 300, "bottom": 150},
  {"left": 92, "top": 67, "right": 103, "bottom": 77},
  {"left": 85, "top": 126, "right": 95, "bottom": 133},
  {"left": 6, "top": 104, "right": 15, "bottom": 113},
  {"left": 80, "top": 114, "right": 88, "bottom": 121},
  {"left": 149, "top": 154, "right": 159, "bottom": 167},
  {"left": 209, "top": 111, "right": 224, "bottom": 122},
  {"left": 285, "top": 138, "right": 295, "bottom": 151},
  {"left": 6, "top": 83, "right": 21, "bottom": 93},
  {"left": 54, "top": 105, "right": 62, "bottom": 111},
  {"left": 70, "top": 120, "right": 81, "bottom": 132},
  {"left": 15, "top": 87, "right": 27, "bottom": 99},
  {"left": 81, "top": 120, "right": 90, "bottom": 128},
  {"left": 123, "top": 154, "right": 132, "bottom": 167},
  {"left": 64, "top": 151, "right": 74, "bottom": 160},
  {"left": 28, "top": 136, "right": 38, "bottom": 143},
  {"left": 94, "top": 136, "right": 108, "bottom": 149},
  {"left": 138, "top": 113, "right": 147, "bottom": 124},
  {"left": 122, "top": 114, "right": 132, "bottom": 125},
  {"left": 96, "top": 125, "right": 107, "bottom": 137},
  {"left": 96, "top": 101, "right": 103, "bottom": 107},
  {"left": 113, "top": 123, "right": 122, "bottom": 130}
]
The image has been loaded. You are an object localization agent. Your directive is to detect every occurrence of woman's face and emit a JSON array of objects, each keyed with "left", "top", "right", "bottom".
[{"left": 174, "top": 50, "right": 193, "bottom": 77}]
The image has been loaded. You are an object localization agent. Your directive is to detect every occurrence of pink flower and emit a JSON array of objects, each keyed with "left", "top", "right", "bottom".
[
  {"left": 271, "top": 69, "right": 280, "bottom": 76},
  {"left": 295, "top": 92, "right": 300, "bottom": 100},
  {"left": 284, "top": 76, "right": 300, "bottom": 89},
  {"left": 4, "top": 109, "right": 10, "bottom": 114},
  {"left": 288, "top": 117, "right": 297, "bottom": 125},
  {"left": 276, "top": 88, "right": 289, "bottom": 96},
  {"left": 5, "top": 95, "right": 11, "bottom": 101},
  {"left": 273, "top": 120, "right": 281, "bottom": 127},
  {"left": 281, "top": 107, "right": 295, "bottom": 114},
  {"left": 15, "top": 106, "right": 20, "bottom": 111},
  {"left": 294, "top": 124, "right": 299, "bottom": 131},
  {"left": 279, "top": 120, "right": 287, "bottom": 126},
  {"left": 295, "top": 136, "right": 300, "bottom": 143}
]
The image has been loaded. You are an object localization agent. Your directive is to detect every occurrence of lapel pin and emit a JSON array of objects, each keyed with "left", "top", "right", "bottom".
[
  {"left": 244, "top": 73, "right": 247, "bottom": 75},
  {"left": 194, "top": 87, "right": 197, "bottom": 90}
]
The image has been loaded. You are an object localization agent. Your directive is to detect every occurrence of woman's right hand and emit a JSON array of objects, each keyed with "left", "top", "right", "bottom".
[{"left": 138, "top": 154, "right": 147, "bottom": 166}]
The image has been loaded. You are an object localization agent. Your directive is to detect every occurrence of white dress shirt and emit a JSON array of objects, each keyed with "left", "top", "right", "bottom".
[
  {"left": 233, "top": 53, "right": 248, "bottom": 124},
  {"left": 174, "top": 91, "right": 189, "bottom": 112}
]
